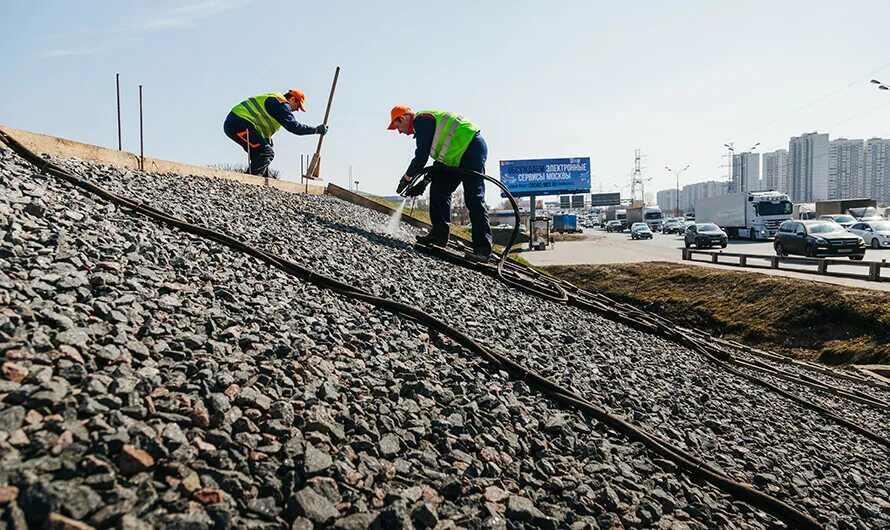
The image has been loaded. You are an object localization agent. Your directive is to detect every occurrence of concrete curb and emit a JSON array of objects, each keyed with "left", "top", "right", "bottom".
[{"left": 0, "top": 124, "right": 326, "bottom": 195}]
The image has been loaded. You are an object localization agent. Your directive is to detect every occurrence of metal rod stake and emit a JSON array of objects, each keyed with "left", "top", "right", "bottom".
[
  {"left": 138, "top": 84, "right": 144, "bottom": 170},
  {"left": 116, "top": 73, "right": 122, "bottom": 151}
]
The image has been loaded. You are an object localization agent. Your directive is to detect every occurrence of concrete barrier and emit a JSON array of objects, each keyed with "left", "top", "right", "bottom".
[
  {"left": 325, "top": 184, "right": 434, "bottom": 232},
  {"left": 0, "top": 125, "right": 325, "bottom": 195}
]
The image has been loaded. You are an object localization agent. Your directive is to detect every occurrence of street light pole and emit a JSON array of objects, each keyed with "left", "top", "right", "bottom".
[
  {"left": 665, "top": 165, "right": 690, "bottom": 216},
  {"left": 724, "top": 142, "right": 735, "bottom": 192}
]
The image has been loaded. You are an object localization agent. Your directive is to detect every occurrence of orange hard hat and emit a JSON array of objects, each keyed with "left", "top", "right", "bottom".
[
  {"left": 286, "top": 89, "right": 306, "bottom": 111},
  {"left": 388, "top": 105, "right": 412, "bottom": 130}
]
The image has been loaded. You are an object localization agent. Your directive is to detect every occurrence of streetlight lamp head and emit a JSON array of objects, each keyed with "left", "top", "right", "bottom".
[
  {"left": 871, "top": 79, "right": 882, "bottom": 84},
  {"left": 881, "top": 85, "right": 889, "bottom": 91}
]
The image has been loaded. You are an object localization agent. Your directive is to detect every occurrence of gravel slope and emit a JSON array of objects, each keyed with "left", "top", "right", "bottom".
[{"left": 1, "top": 149, "right": 888, "bottom": 529}]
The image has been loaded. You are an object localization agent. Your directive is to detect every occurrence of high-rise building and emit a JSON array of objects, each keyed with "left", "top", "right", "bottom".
[
  {"left": 762, "top": 149, "right": 788, "bottom": 193},
  {"left": 788, "top": 132, "right": 829, "bottom": 201},
  {"left": 658, "top": 180, "right": 729, "bottom": 214},
  {"left": 865, "top": 138, "right": 890, "bottom": 205},
  {"left": 656, "top": 188, "right": 679, "bottom": 215},
  {"left": 828, "top": 139, "right": 865, "bottom": 199},
  {"left": 731, "top": 152, "right": 761, "bottom": 192}
]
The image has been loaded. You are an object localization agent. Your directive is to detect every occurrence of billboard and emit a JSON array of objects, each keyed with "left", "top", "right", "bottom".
[
  {"left": 571, "top": 195, "right": 585, "bottom": 208},
  {"left": 559, "top": 196, "right": 571, "bottom": 209},
  {"left": 590, "top": 192, "right": 621, "bottom": 207},
  {"left": 499, "top": 157, "right": 591, "bottom": 197}
]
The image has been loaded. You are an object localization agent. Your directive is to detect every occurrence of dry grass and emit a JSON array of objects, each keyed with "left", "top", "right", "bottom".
[{"left": 544, "top": 262, "right": 890, "bottom": 365}]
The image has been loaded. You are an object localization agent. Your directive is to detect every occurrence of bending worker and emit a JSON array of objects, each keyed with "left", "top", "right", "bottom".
[
  {"left": 224, "top": 90, "right": 328, "bottom": 177},
  {"left": 389, "top": 105, "right": 492, "bottom": 262}
]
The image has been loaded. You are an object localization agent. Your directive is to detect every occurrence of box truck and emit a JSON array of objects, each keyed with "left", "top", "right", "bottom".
[
  {"left": 552, "top": 214, "right": 580, "bottom": 233},
  {"left": 695, "top": 191, "right": 792, "bottom": 239},
  {"left": 627, "top": 206, "right": 664, "bottom": 232}
]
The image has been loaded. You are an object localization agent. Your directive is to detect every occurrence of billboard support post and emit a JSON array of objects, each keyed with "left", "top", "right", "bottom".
[{"left": 529, "top": 194, "right": 535, "bottom": 250}]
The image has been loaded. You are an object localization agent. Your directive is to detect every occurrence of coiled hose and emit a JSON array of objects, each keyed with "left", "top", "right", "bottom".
[
  {"left": 403, "top": 166, "right": 569, "bottom": 303},
  {"left": 0, "top": 130, "right": 827, "bottom": 529}
]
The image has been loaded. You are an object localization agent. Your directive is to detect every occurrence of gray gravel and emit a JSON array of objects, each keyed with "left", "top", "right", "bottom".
[{"left": 1, "top": 148, "right": 889, "bottom": 529}]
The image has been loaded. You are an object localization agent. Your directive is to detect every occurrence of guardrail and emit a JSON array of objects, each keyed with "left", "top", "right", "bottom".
[{"left": 682, "top": 248, "right": 890, "bottom": 282}]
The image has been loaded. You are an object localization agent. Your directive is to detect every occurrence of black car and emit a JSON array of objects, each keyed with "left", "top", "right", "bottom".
[
  {"left": 774, "top": 220, "right": 866, "bottom": 260},
  {"left": 662, "top": 219, "right": 683, "bottom": 234},
  {"left": 605, "top": 220, "right": 624, "bottom": 233},
  {"left": 684, "top": 223, "right": 728, "bottom": 248},
  {"left": 630, "top": 222, "right": 653, "bottom": 240}
]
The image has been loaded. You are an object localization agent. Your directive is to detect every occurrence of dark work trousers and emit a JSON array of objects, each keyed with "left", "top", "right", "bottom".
[
  {"left": 428, "top": 134, "right": 491, "bottom": 255},
  {"left": 223, "top": 113, "right": 275, "bottom": 177}
]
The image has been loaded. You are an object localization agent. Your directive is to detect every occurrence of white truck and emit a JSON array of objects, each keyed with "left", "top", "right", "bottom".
[
  {"left": 694, "top": 191, "right": 792, "bottom": 240},
  {"left": 643, "top": 206, "right": 663, "bottom": 232},
  {"left": 626, "top": 206, "right": 664, "bottom": 232},
  {"left": 616, "top": 209, "right": 627, "bottom": 229}
]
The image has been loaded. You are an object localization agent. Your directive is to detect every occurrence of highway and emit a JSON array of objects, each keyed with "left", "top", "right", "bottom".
[{"left": 522, "top": 228, "right": 890, "bottom": 291}]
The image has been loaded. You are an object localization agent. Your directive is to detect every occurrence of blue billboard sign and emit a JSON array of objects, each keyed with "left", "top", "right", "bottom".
[{"left": 499, "top": 157, "right": 591, "bottom": 197}]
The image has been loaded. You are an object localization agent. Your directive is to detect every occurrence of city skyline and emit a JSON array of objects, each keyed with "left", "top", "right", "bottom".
[{"left": 657, "top": 129, "right": 890, "bottom": 211}]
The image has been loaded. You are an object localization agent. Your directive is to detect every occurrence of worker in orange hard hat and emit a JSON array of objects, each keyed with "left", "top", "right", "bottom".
[
  {"left": 224, "top": 89, "right": 328, "bottom": 177},
  {"left": 388, "top": 105, "right": 491, "bottom": 262}
]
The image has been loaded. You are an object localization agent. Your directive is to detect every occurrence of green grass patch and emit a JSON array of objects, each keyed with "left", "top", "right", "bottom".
[{"left": 543, "top": 262, "right": 890, "bottom": 365}]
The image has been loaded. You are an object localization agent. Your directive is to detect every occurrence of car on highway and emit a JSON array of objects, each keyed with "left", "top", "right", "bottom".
[
  {"left": 630, "top": 222, "right": 653, "bottom": 240},
  {"left": 684, "top": 223, "right": 728, "bottom": 248},
  {"left": 605, "top": 220, "right": 624, "bottom": 233},
  {"left": 662, "top": 218, "right": 684, "bottom": 234},
  {"left": 848, "top": 220, "right": 890, "bottom": 249},
  {"left": 774, "top": 220, "right": 866, "bottom": 260},
  {"left": 818, "top": 214, "right": 857, "bottom": 229}
]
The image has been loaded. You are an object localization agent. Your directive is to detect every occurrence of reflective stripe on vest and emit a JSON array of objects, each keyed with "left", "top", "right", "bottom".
[
  {"left": 418, "top": 110, "right": 480, "bottom": 167},
  {"left": 231, "top": 93, "right": 286, "bottom": 140}
]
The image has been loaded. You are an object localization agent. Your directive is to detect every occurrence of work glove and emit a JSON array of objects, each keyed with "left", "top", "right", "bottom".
[
  {"left": 315, "top": 124, "right": 328, "bottom": 135},
  {"left": 396, "top": 176, "right": 412, "bottom": 195},
  {"left": 404, "top": 179, "right": 429, "bottom": 197}
]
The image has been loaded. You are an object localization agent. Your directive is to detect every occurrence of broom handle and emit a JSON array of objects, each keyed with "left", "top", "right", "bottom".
[{"left": 308, "top": 66, "right": 340, "bottom": 177}]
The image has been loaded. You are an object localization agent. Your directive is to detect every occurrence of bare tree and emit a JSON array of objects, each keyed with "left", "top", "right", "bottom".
[{"left": 451, "top": 190, "right": 470, "bottom": 225}]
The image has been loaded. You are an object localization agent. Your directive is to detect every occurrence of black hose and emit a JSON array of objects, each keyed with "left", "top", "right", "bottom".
[
  {"left": 405, "top": 166, "right": 569, "bottom": 303},
  {"left": 0, "top": 131, "right": 825, "bottom": 530}
]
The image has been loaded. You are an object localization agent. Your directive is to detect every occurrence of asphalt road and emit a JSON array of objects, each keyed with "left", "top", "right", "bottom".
[{"left": 522, "top": 227, "right": 890, "bottom": 291}]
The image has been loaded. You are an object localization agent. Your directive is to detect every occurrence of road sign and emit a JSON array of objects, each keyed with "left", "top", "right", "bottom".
[
  {"left": 590, "top": 192, "right": 621, "bottom": 207},
  {"left": 559, "top": 196, "right": 571, "bottom": 209},
  {"left": 571, "top": 195, "right": 585, "bottom": 208},
  {"left": 499, "top": 157, "right": 591, "bottom": 197}
]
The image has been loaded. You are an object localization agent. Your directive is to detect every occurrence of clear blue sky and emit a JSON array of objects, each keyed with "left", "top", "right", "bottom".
[{"left": 3, "top": 0, "right": 890, "bottom": 204}]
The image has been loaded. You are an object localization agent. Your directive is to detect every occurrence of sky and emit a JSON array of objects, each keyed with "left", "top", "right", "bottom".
[{"left": 4, "top": 0, "right": 890, "bottom": 205}]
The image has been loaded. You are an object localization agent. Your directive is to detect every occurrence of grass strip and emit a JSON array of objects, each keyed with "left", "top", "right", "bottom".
[{"left": 544, "top": 262, "right": 890, "bottom": 365}]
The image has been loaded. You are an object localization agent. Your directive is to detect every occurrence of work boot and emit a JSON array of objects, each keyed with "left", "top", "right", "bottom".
[
  {"left": 416, "top": 232, "right": 448, "bottom": 247},
  {"left": 463, "top": 250, "right": 491, "bottom": 263}
]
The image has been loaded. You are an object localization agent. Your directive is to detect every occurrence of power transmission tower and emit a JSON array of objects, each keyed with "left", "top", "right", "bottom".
[{"left": 630, "top": 149, "right": 647, "bottom": 205}]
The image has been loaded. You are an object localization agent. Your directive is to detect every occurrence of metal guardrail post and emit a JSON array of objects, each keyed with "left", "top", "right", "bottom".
[{"left": 679, "top": 248, "right": 885, "bottom": 282}]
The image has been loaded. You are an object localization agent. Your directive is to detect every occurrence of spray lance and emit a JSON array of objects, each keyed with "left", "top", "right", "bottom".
[{"left": 397, "top": 174, "right": 430, "bottom": 198}]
